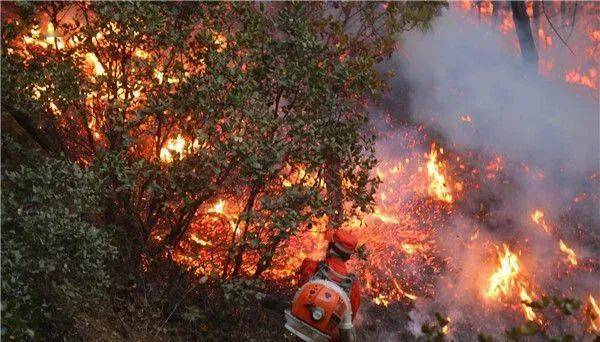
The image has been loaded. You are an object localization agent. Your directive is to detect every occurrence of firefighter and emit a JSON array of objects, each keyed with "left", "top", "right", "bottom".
[{"left": 284, "top": 230, "right": 361, "bottom": 342}]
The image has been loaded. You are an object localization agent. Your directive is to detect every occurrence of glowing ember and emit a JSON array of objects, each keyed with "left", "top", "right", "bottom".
[
  {"left": 371, "top": 209, "right": 400, "bottom": 224},
  {"left": 392, "top": 278, "right": 417, "bottom": 300},
  {"left": 191, "top": 234, "right": 212, "bottom": 246},
  {"left": 85, "top": 52, "right": 106, "bottom": 77},
  {"left": 401, "top": 242, "right": 426, "bottom": 256},
  {"left": 460, "top": 114, "right": 472, "bottom": 123},
  {"left": 565, "top": 68, "right": 598, "bottom": 89},
  {"left": 373, "top": 294, "right": 390, "bottom": 307},
  {"left": 426, "top": 144, "right": 453, "bottom": 203},
  {"left": 442, "top": 316, "right": 451, "bottom": 334},
  {"left": 559, "top": 240, "right": 578, "bottom": 266}
]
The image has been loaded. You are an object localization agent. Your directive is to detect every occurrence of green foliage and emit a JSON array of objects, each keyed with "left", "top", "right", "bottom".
[
  {"left": 505, "top": 321, "right": 540, "bottom": 341},
  {"left": 522, "top": 294, "right": 581, "bottom": 315},
  {"left": 181, "top": 305, "right": 205, "bottom": 323},
  {"left": 508, "top": 294, "right": 588, "bottom": 341},
  {"left": 477, "top": 333, "right": 495, "bottom": 342},
  {"left": 420, "top": 311, "right": 450, "bottom": 342},
  {"left": 221, "top": 278, "right": 266, "bottom": 306},
  {"left": 1, "top": 138, "right": 117, "bottom": 340},
  {"left": 356, "top": 243, "right": 370, "bottom": 261}
]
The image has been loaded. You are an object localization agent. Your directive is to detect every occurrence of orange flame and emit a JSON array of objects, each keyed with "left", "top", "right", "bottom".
[
  {"left": 559, "top": 240, "right": 578, "bottom": 266},
  {"left": 160, "top": 134, "right": 187, "bottom": 163},
  {"left": 485, "top": 244, "right": 520, "bottom": 298},
  {"left": 531, "top": 210, "right": 550, "bottom": 233},
  {"left": 589, "top": 295, "right": 600, "bottom": 332},
  {"left": 485, "top": 244, "right": 538, "bottom": 321},
  {"left": 519, "top": 285, "right": 537, "bottom": 322},
  {"left": 426, "top": 145, "right": 453, "bottom": 203}
]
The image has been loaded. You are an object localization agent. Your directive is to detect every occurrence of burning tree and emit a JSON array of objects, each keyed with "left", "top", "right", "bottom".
[{"left": 2, "top": 0, "right": 443, "bottom": 307}]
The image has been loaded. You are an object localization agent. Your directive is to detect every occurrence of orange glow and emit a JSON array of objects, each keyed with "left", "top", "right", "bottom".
[
  {"left": 160, "top": 135, "right": 187, "bottom": 163},
  {"left": 371, "top": 209, "right": 400, "bottom": 224},
  {"left": 85, "top": 52, "right": 106, "bottom": 77},
  {"left": 565, "top": 68, "right": 598, "bottom": 89},
  {"left": 485, "top": 244, "right": 538, "bottom": 321},
  {"left": 442, "top": 316, "right": 451, "bottom": 334},
  {"left": 209, "top": 199, "right": 225, "bottom": 214},
  {"left": 519, "top": 285, "right": 537, "bottom": 322}
]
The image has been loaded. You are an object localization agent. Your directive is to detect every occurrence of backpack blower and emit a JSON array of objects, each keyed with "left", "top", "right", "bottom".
[{"left": 284, "top": 262, "right": 357, "bottom": 342}]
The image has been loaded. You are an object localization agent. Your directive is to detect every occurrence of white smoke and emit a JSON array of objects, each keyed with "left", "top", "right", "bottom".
[{"left": 377, "top": 7, "right": 599, "bottom": 340}]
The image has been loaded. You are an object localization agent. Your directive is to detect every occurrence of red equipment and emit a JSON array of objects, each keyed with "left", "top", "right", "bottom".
[
  {"left": 284, "top": 230, "right": 360, "bottom": 342},
  {"left": 284, "top": 262, "right": 357, "bottom": 341}
]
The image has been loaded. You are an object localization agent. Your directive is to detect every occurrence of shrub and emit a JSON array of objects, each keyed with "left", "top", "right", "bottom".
[{"left": 1, "top": 138, "right": 117, "bottom": 340}]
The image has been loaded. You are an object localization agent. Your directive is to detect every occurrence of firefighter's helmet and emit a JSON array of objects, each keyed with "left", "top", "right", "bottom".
[{"left": 329, "top": 230, "right": 358, "bottom": 256}]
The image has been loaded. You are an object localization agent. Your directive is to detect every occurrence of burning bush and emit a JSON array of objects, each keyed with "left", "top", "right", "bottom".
[{"left": 1, "top": 0, "right": 443, "bottom": 311}]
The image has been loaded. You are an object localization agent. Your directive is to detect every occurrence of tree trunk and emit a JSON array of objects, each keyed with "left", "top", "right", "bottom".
[
  {"left": 3, "top": 105, "right": 66, "bottom": 157},
  {"left": 561, "top": 1, "right": 568, "bottom": 27},
  {"left": 325, "top": 159, "right": 343, "bottom": 230},
  {"left": 532, "top": 1, "right": 541, "bottom": 48},
  {"left": 510, "top": 1, "right": 539, "bottom": 68},
  {"left": 491, "top": 1, "right": 502, "bottom": 27}
]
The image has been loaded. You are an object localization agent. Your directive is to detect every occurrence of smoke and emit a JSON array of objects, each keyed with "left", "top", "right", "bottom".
[
  {"left": 401, "top": 10, "right": 598, "bottom": 177},
  {"left": 373, "top": 7, "right": 599, "bottom": 340}
]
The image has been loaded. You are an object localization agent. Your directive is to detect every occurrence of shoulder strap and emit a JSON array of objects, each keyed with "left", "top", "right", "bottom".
[
  {"left": 337, "top": 273, "right": 355, "bottom": 294},
  {"left": 311, "top": 261, "right": 355, "bottom": 295}
]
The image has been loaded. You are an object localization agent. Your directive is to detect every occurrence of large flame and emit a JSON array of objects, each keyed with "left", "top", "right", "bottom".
[
  {"left": 7, "top": 4, "right": 599, "bottom": 337},
  {"left": 485, "top": 244, "right": 521, "bottom": 299},
  {"left": 485, "top": 244, "right": 539, "bottom": 322}
]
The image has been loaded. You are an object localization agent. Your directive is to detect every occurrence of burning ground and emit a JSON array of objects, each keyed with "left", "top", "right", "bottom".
[{"left": 272, "top": 4, "right": 600, "bottom": 340}]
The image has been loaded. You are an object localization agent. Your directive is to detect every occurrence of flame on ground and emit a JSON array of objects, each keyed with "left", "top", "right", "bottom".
[
  {"left": 484, "top": 244, "right": 539, "bottom": 322},
  {"left": 485, "top": 244, "right": 520, "bottom": 299},
  {"left": 559, "top": 240, "right": 578, "bottom": 266},
  {"left": 426, "top": 144, "right": 453, "bottom": 203},
  {"left": 209, "top": 199, "right": 226, "bottom": 215},
  {"left": 531, "top": 209, "right": 550, "bottom": 233},
  {"left": 589, "top": 295, "right": 600, "bottom": 332}
]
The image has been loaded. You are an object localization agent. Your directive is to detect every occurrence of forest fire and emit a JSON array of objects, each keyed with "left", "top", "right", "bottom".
[
  {"left": 3, "top": 1, "right": 599, "bottom": 340},
  {"left": 484, "top": 244, "right": 539, "bottom": 322}
]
